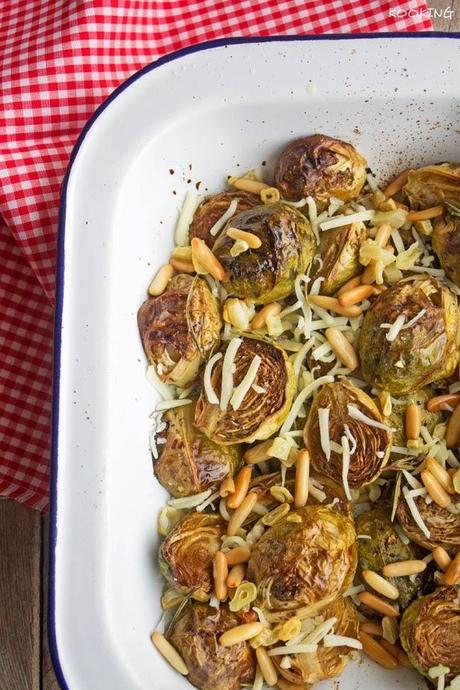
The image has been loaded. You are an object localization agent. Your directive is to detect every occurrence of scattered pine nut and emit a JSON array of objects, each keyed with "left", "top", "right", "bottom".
[
  {"left": 213, "top": 551, "right": 228, "bottom": 601},
  {"left": 384, "top": 170, "right": 409, "bottom": 198},
  {"left": 359, "top": 630, "right": 399, "bottom": 670},
  {"left": 405, "top": 404, "right": 421, "bottom": 441},
  {"left": 444, "top": 551, "right": 460, "bottom": 585},
  {"left": 383, "top": 560, "right": 427, "bottom": 578},
  {"left": 308, "top": 294, "right": 362, "bottom": 317},
  {"left": 338, "top": 284, "right": 374, "bottom": 307},
  {"left": 255, "top": 646, "right": 278, "bottom": 686},
  {"left": 227, "top": 176, "right": 269, "bottom": 194},
  {"left": 220, "top": 476, "right": 236, "bottom": 498},
  {"left": 375, "top": 223, "right": 393, "bottom": 248},
  {"left": 294, "top": 449, "right": 310, "bottom": 508},
  {"left": 406, "top": 205, "right": 444, "bottom": 222},
  {"left": 359, "top": 621, "right": 383, "bottom": 636},
  {"left": 432, "top": 546, "right": 452, "bottom": 572},
  {"left": 382, "top": 616, "right": 399, "bottom": 645},
  {"left": 425, "top": 457, "right": 455, "bottom": 494},
  {"left": 251, "top": 302, "right": 282, "bottom": 330},
  {"left": 446, "top": 404, "right": 460, "bottom": 449},
  {"left": 427, "top": 393, "right": 460, "bottom": 413},
  {"left": 325, "top": 327, "right": 359, "bottom": 371},
  {"left": 362, "top": 570, "right": 399, "bottom": 600},
  {"left": 219, "top": 622, "right": 265, "bottom": 647},
  {"left": 227, "top": 466, "right": 252, "bottom": 509},
  {"left": 148, "top": 263, "right": 174, "bottom": 296},
  {"left": 227, "top": 492, "right": 258, "bottom": 536},
  {"left": 191, "top": 237, "right": 226, "bottom": 280},
  {"left": 151, "top": 632, "right": 189, "bottom": 675},
  {"left": 169, "top": 257, "right": 195, "bottom": 273},
  {"left": 420, "top": 469, "right": 451, "bottom": 509},
  {"left": 225, "top": 545, "right": 251, "bottom": 566},
  {"left": 227, "top": 564, "right": 246, "bottom": 589},
  {"left": 357, "top": 591, "right": 400, "bottom": 617},
  {"left": 337, "top": 275, "right": 362, "bottom": 296},
  {"left": 226, "top": 227, "right": 262, "bottom": 248}
]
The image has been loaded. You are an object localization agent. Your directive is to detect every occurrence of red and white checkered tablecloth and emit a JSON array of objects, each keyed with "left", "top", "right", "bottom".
[{"left": 0, "top": 1, "right": 433, "bottom": 511}]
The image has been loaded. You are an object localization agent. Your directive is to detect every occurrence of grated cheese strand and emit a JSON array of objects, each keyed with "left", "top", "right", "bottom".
[
  {"left": 155, "top": 398, "right": 193, "bottom": 412},
  {"left": 318, "top": 408, "right": 331, "bottom": 460},
  {"left": 175, "top": 192, "right": 202, "bottom": 246},
  {"left": 203, "top": 352, "right": 223, "bottom": 405},
  {"left": 230, "top": 355, "right": 262, "bottom": 411},
  {"left": 402, "top": 486, "right": 431, "bottom": 538},
  {"left": 220, "top": 338, "right": 243, "bottom": 411},
  {"left": 323, "top": 634, "right": 363, "bottom": 650},
  {"left": 209, "top": 198, "right": 239, "bottom": 236},
  {"left": 341, "top": 435, "right": 352, "bottom": 500},
  {"left": 168, "top": 489, "right": 212, "bottom": 509},
  {"left": 280, "top": 375, "right": 335, "bottom": 434},
  {"left": 386, "top": 314, "right": 406, "bottom": 342},
  {"left": 347, "top": 404, "right": 395, "bottom": 432},
  {"left": 320, "top": 209, "right": 375, "bottom": 231}
]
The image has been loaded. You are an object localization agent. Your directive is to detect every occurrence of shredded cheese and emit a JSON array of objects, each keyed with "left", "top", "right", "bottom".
[
  {"left": 318, "top": 408, "right": 331, "bottom": 460},
  {"left": 280, "top": 375, "right": 335, "bottom": 434},
  {"left": 175, "top": 192, "right": 202, "bottom": 246},
  {"left": 196, "top": 490, "right": 220, "bottom": 512},
  {"left": 220, "top": 338, "right": 242, "bottom": 410},
  {"left": 323, "top": 634, "right": 362, "bottom": 649},
  {"left": 385, "top": 314, "right": 406, "bottom": 342},
  {"left": 155, "top": 398, "right": 192, "bottom": 412},
  {"left": 209, "top": 198, "right": 238, "bottom": 236},
  {"left": 203, "top": 352, "right": 223, "bottom": 404},
  {"left": 347, "top": 404, "right": 395, "bottom": 432},
  {"left": 320, "top": 209, "right": 375, "bottom": 231},
  {"left": 230, "top": 354, "right": 261, "bottom": 411},
  {"left": 402, "top": 469, "right": 423, "bottom": 490},
  {"left": 146, "top": 365, "right": 175, "bottom": 400},
  {"left": 168, "top": 489, "right": 212, "bottom": 509},
  {"left": 268, "top": 643, "right": 317, "bottom": 656},
  {"left": 402, "top": 486, "right": 431, "bottom": 538},
  {"left": 341, "top": 435, "right": 352, "bottom": 500},
  {"left": 305, "top": 196, "right": 320, "bottom": 243}
]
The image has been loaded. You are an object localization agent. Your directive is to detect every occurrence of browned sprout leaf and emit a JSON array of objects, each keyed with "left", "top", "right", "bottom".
[
  {"left": 400, "top": 587, "right": 460, "bottom": 681},
  {"left": 167, "top": 602, "right": 256, "bottom": 690},
  {"left": 396, "top": 488, "right": 460, "bottom": 556},
  {"left": 433, "top": 212, "right": 460, "bottom": 287},
  {"left": 189, "top": 191, "right": 259, "bottom": 247},
  {"left": 386, "top": 387, "right": 442, "bottom": 451},
  {"left": 312, "top": 221, "right": 367, "bottom": 295},
  {"left": 274, "top": 134, "right": 367, "bottom": 209},
  {"left": 403, "top": 163, "right": 460, "bottom": 209}
]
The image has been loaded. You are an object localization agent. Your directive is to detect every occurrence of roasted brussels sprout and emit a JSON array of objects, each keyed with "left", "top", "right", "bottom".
[
  {"left": 154, "top": 403, "right": 241, "bottom": 497},
  {"left": 396, "top": 487, "right": 460, "bottom": 556},
  {"left": 274, "top": 134, "right": 367, "bottom": 209},
  {"left": 400, "top": 587, "right": 460, "bottom": 682},
  {"left": 403, "top": 163, "right": 460, "bottom": 210},
  {"left": 212, "top": 203, "right": 316, "bottom": 304},
  {"left": 312, "top": 221, "right": 368, "bottom": 295},
  {"left": 356, "top": 507, "right": 424, "bottom": 609},
  {"left": 194, "top": 335, "right": 296, "bottom": 445},
  {"left": 160, "top": 512, "right": 225, "bottom": 596},
  {"left": 386, "top": 388, "right": 442, "bottom": 450},
  {"left": 273, "top": 597, "right": 360, "bottom": 685},
  {"left": 433, "top": 212, "right": 460, "bottom": 287},
  {"left": 189, "top": 191, "right": 259, "bottom": 247},
  {"left": 304, "top": 380, "right": 391, "bottom": 489},
  {"left": 138, "top": 274, "right": 222, "bottom": 387},
  {"left": 167, "top": 602, "right": 256, "bottom": 690},
  {"left": 247, "top": 505, "right": 357, "bottom": 622},
  {"left": 359, "top": 274, "right": 460, "bottom": 395}
]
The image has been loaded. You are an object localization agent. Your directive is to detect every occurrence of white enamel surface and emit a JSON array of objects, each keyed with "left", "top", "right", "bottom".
[{"left": 54, "top": 37, "right": 459, "bottom": 689}]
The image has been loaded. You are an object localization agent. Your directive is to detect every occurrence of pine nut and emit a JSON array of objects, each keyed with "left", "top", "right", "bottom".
[
  {"left": 362, "top": 571, "right": 399, "bottom": 600},
  {"left": 225, "top": 546, "right": 251, "bottom": 566},
  {"left": 357, "top": 591, "right": 400, "bottom": 617},
  {"left": 223, "top": 298, "right": 252, "bottom": 331},
  {"left": 407, "top": 205, "right": 444, "bottom": 221},
  {"left": 219, "top": 622, "right": 265, "bottom": 646},
  {"left": 325, "top": 327, "right": 359, "bottom": 371},
  {"left": 151, "top": 632, "right": 189, "bottom": 675},
  {"left": 444, "top": 551, "right": 460, "bottom": 585},
  {"left": 382, "top": 616, "right": 399, "bottom": 645},
  {"left": 427, "top": 393, "right": 460, "bottom": 412},
  {"left": 191, "top": 237, "right": 226, "bottom": 280},
  {"left": 227, "top": 176, "right": 270, "bottom": 194},
  {"left": 375, "top": 223, "right": 393, "bottom": 248},
  {"left": 360, "top": 261, "right": 378, "bottom": 285},
  {"left": 337, "top": 275, "right": 362, "bottom": 296},
  {"left": 446, "top": 404, "right": 460, "bottom": 448},
  {"left": 382, "top": 560, "right": 427, "bottom": 577},
  {"left": 308, "top": 294, "right": 362, "bottom": 317},
  {"left": 405, "top": 404, "right": 421, "bottom": 441},
  {"left": 379, "top": 390, "right": 392, "bottom": 417},
  {"left": 244, "top": 439, "right": 274, "bottom": 464},
  {"left": 425, "top": 457, "right": 455, "bottom": 494},
  {"left": 256, "top": 646, "right": 278, "bottom": 686},
  {"left": 227, "top": 564, "right": 246, "bottom": 588},
  {"left": 359, "top": 630, "right": 399, "bottom": 669},
  {"left": 260, "top": 187, "right": 280, "bottom": 204},
  {"left": 338, "top": 284, "right": 374, "bottom": 307},
  {"left": 169, "top": 257, "right": 195, "bottom": 273},
  {"left": 220, "top": 476, "right": 236, "bottom": 498},
  {"left": 227, "top": 467, "right": 252, "bottom": 509},
  {"left": 384, "top": 170, "right": 409, "bottom": 198},
  {"left": 420, "top": 469, "right": 451, "bottom": 508},
  {"left": 171, "top": 246, "right": 193, "bottom": 261},
  {"left": 379, "top": 640, "right": 412, "bottom": 668},
  {"left": 378, "top": 639, "right": 401, "bottom": 663},
  {"left": 295, "top": 449, "right": 310, "bottom": 508},
  {"left": 227, "top": 492, "right": 258, "bottom": 536},
  {"left": 360, "top": 621, "right": 383, "bottom": 636},
  {"left": 148, "top": 263, "right": 174, "bottom": 296},
  {"left": 432, "top": 546, "right": 452, "bottom": 572},
  {"left": 251, "top": 302, "right": 282, "bottom": 330},
  {"left": 213, "top": 551, "right": 228, "bottom": 601},
  {"left": 226, "top": 227, "right": 262, "bottom": 249}
]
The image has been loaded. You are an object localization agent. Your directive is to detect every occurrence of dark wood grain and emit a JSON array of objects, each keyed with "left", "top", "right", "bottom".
[
  {"left": 0, "top": 500, "right": 41, "bottom": 690},
  {"left": 431, "top": 0, "right": 460, "bottom": 30},
  {"left": 42, "top": 516, "right": 61, "bottom": 690}
]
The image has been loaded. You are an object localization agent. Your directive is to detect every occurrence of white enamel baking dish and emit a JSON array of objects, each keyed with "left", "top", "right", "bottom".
[{"left": 50, "top": 33, "right": 460, "bottom": 690}]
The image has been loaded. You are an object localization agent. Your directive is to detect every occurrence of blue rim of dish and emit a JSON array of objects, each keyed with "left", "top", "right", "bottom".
[{"left": 49, "top": 31, "right": 459, "bottom": 689}]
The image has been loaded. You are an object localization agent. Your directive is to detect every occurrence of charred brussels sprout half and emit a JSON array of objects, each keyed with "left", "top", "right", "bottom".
[
  {"left": 359, "top": 275, "right": 460, "bottom": 395},
  {"left": 189, "top": 191, "right": 259, "bottom": 247},
  {"left": 273, "top": 597, "right": 360, "bottom": 685},
  {"left": 167, "top": 603, "right": 256, "bottom": 690},
  {"left": 433, "top": 212, "right": 460, "bottom": 288},
  {"left": 396, "top": 487, "right": 460, "bottom": 556},
  {"left": 154, "top": 403, "right": 241, "bottom": 498},
  {"left": 194, "top": 336, "right": 296, "bottom": 445},
  {"left": 213, "top": 203, "right": 316, "bottom": 304},
  {"left": 304, "top": 380, "right": 391, "bottom": 489},
  {"left": 247, "top": 505, "right": 357, "bottom": 622},
  {"left": 400, "top": 587, "right": 460, "bottom": 682},
  {"left": 138, "top": 274, "right": 222, "bottom": 387},
  {"left": 403, "top": 163, "right": 460, "bottom": 211},
  {"left": 160, "top": 512, "right": 225, "bottom": 596},
  {"left": 386, "top": 388, "right": 442, "bottom": 450},
  {"left": 274, "top": 134, "right": 367, "bottom": 209},
  {"left": 312, "top": 221, "right": 368, "bottom": 295},
  {"left": 355, "top": 507, "right": 424, "bottom": 610}
]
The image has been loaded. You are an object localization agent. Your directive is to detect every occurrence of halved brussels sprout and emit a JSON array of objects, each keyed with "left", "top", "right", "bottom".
[
  {"left": 312, "top": 221, "right": 368, "bottom": 295},
  {"left": 154, "top": 403, "right": 241, "bottom": 497},
  {"left": 386, "top": 387, "right": 442, "bottom": 450},
  {"left": 396, "top": 487, "right": 460, "bottom": 556},
  {"left": 433, "top": 212, "right": 460, "bottom": 287},
  {"left": 167, "top": 602, "right": 256, "bottom": 690},
  {"left": 212, "top": 203, "right": 316, "bottom": 304},
  {"left": 273, "top": 597, "right": 360, "bottom": 685},
  {"left": 359, "top": 275, "right": 460, "bottom": 395},
  {"left": 304, "top": 380, "right": 392, "bottom": 489},
  {"left": 189, "top": 191, "right": 259, "bottom": 247},
  {"left": 160, "top": 512, "right": 225, "bottom": 596},
  {"left": 138, "top": 274, "right": 222, "bottom": 387},
  {"left": 247, "top": 505, "right": 357, "bottom": 622},
  {"left": 194, "top": 336, "right": 296, "bottom": 445},
  {"left": 400, "top": 587, "right": 460, "bottom": 682},
  {"left": 274, "top": 134, "right": 367, "bottom": 209},
  {"left": 403, "top": 163, "right": 460, "bottom": 210},
  {"left": 356, "top": 507, "right": 424, "bottom": 610}
]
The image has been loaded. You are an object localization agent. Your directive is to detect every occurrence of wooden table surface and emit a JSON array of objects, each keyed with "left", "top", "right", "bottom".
[{"left": 0, "top": 8, "right": 458, "bottom": 689}]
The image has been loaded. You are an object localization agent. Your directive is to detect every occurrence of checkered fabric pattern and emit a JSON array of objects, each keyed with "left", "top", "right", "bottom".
[{"left": 0, "top": 1, "right": 433, "bottom": 511}]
